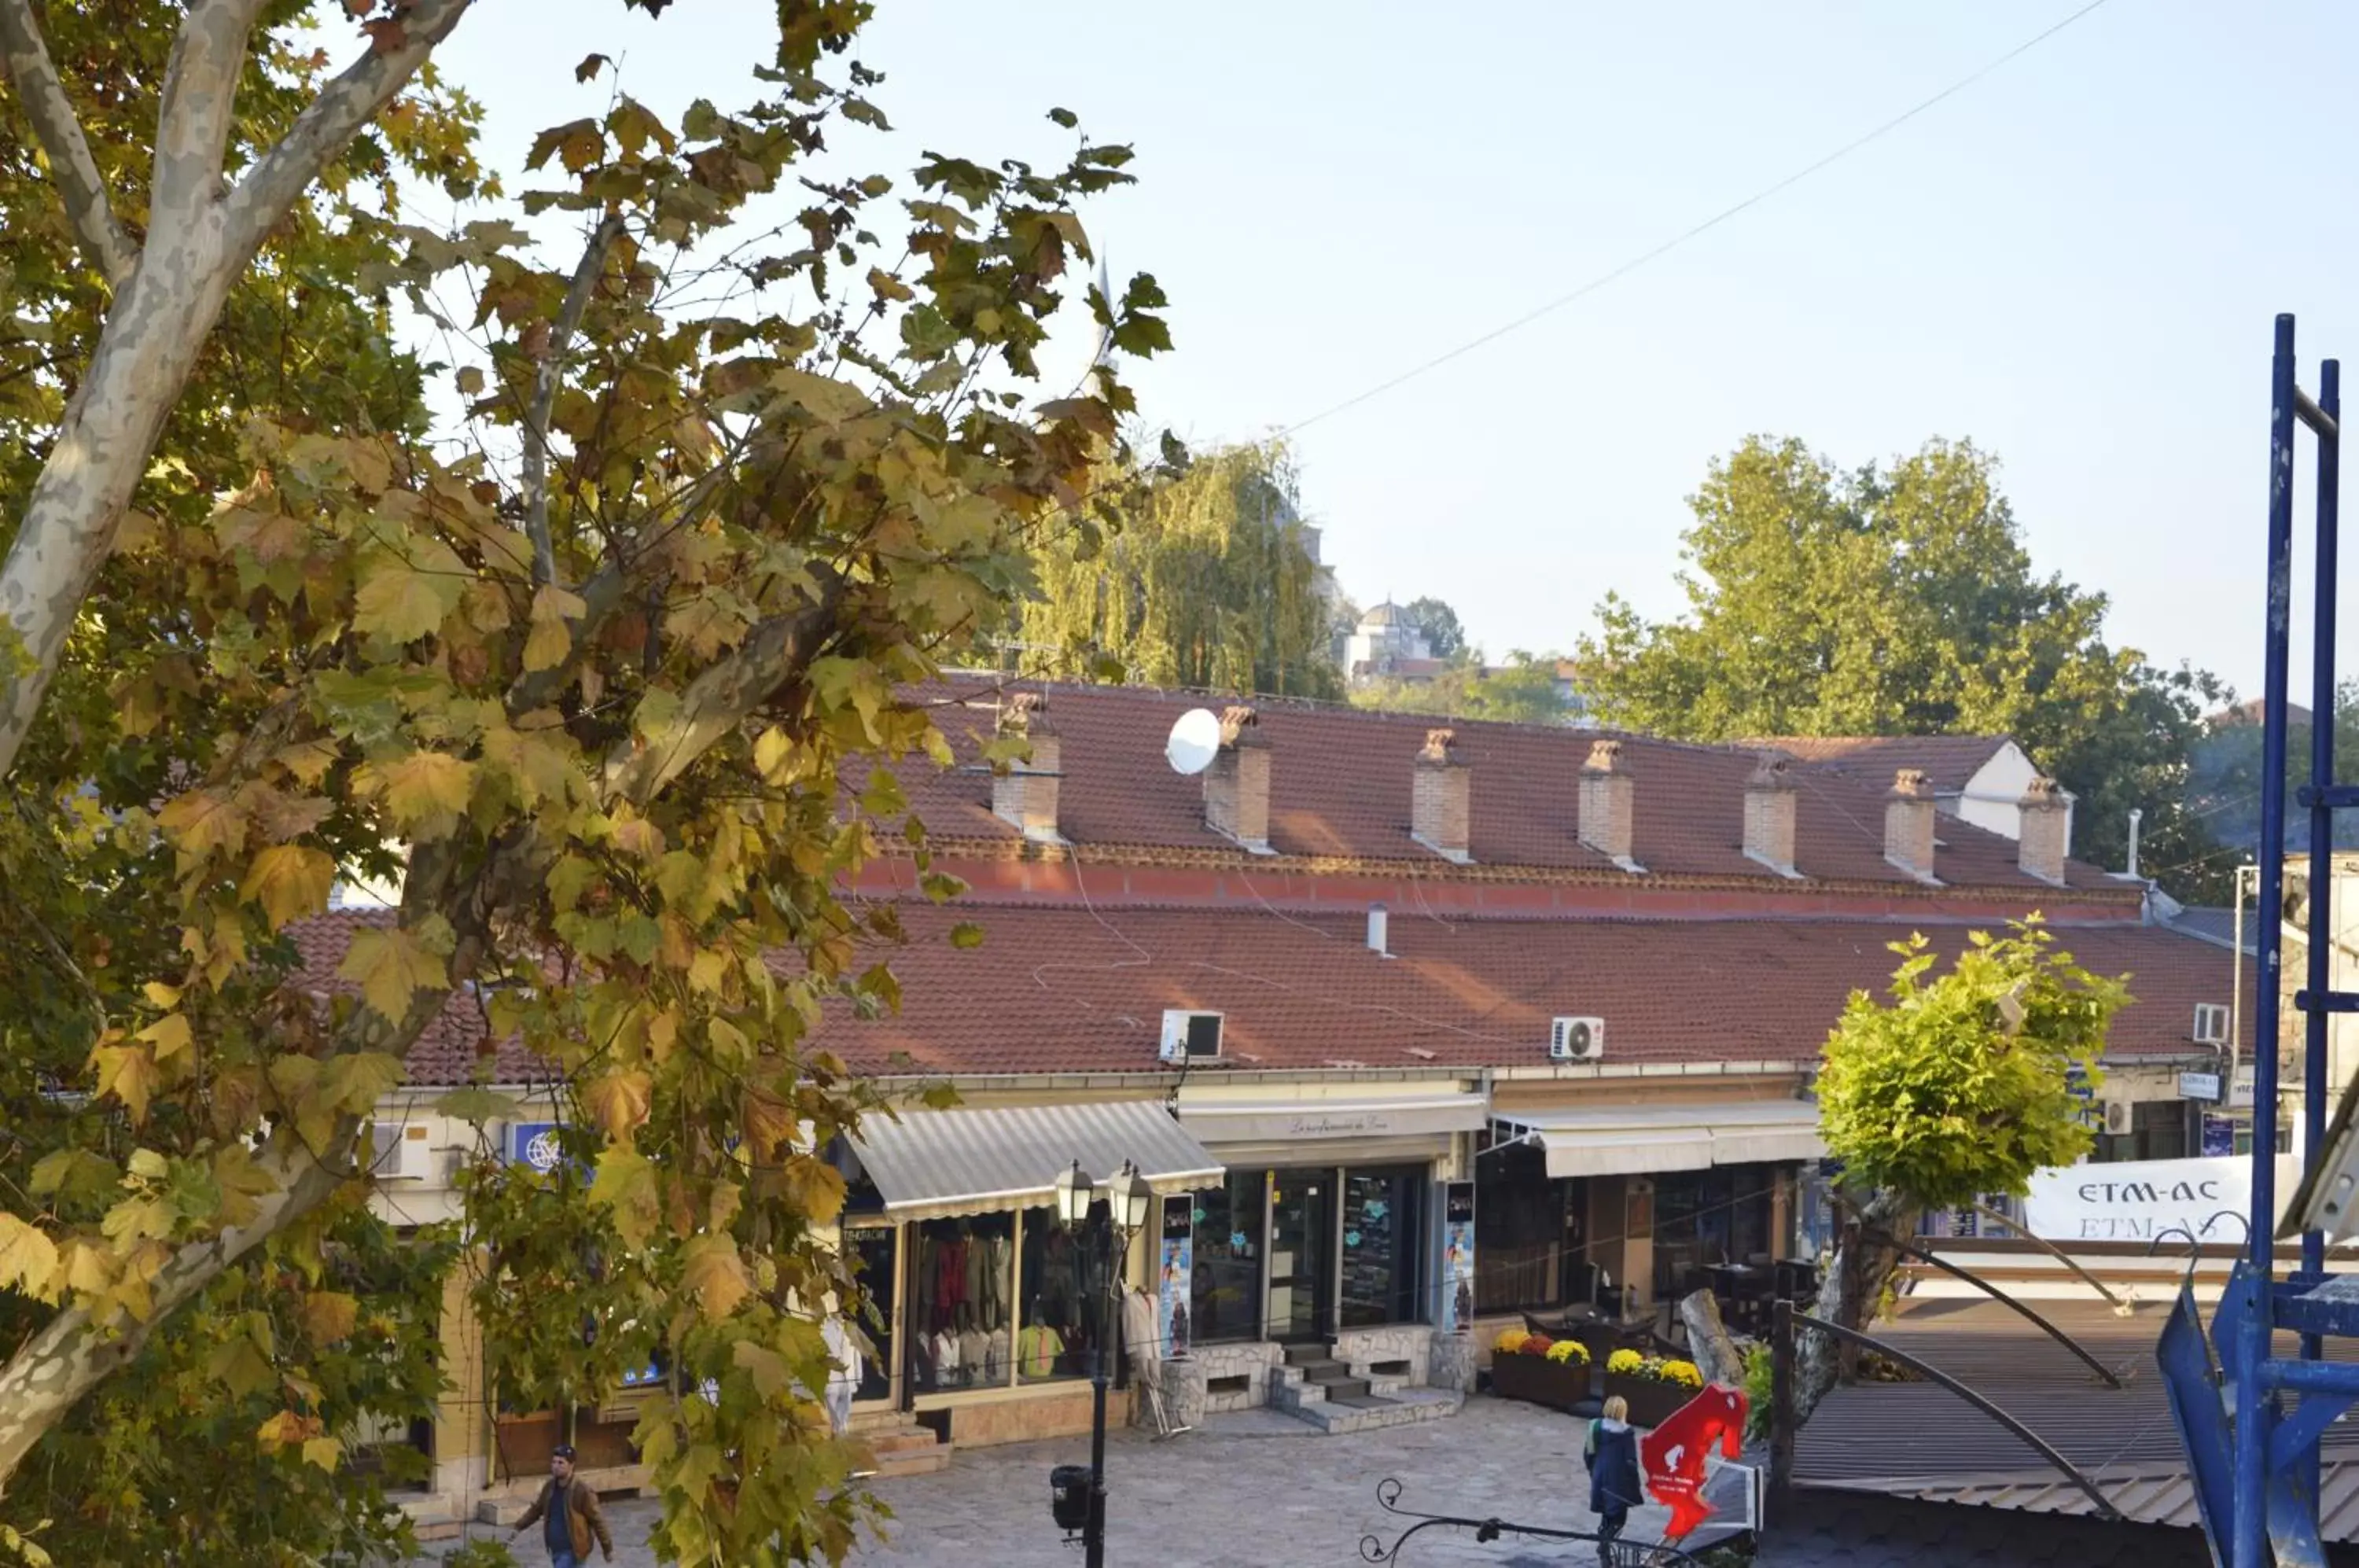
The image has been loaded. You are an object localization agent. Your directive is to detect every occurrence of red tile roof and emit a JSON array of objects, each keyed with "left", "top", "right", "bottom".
[
  {"left": 298, "top": 904, "right": 2239, "bottom": 1085},
  {"left": 1754, "top": 734, "right": 2016, "bottom": 795},
  {"left": 898, "top": 679, "right": 2120, "bottom": 893}
]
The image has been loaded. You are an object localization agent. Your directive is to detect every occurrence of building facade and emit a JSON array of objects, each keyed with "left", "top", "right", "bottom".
[{"left": 326, "top": 679, "right": 2243, "bottom": 1526}]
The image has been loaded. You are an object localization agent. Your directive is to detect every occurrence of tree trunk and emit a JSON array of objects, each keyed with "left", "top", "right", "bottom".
[
  {"left": 0, "top": 1143, "right": 346, "bottom": 1494},
  {"left": 1676, "top": 1288, "right": 1746, "bottom": 1389},
  {"left": 1794, "top": 1189, "right": 1918, "bottom": 1425}
]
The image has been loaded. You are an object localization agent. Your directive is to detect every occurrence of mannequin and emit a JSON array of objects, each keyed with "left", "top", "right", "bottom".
[{"left": 1118, "top": 1284, "right": 1183, "bottom": 1437}]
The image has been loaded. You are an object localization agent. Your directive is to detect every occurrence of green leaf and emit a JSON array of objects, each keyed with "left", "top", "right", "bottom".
[
  {"left": 1047, "top": 106, "right": 1078, "bottom": 129},
  {"left": 337, "top": 926, "right": 449, "bottom": 1020},
  {"left": 948, "top": 921, "right": 985, "bottom": 950}
]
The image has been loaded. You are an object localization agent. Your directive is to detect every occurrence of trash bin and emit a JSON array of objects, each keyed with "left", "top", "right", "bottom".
[{"left": 1050, "top": 1463, "right": 1094, "bottom": 1533}]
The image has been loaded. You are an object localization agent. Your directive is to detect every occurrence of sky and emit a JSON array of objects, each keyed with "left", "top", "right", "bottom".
[{"left": 428, "top": 0, "right": 2359, "bottom": 701}]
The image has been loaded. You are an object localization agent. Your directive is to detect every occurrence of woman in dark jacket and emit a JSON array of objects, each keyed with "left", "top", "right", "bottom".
[{"left": 1584, "top": 1394, "right": 1644, "bottom": 1563}]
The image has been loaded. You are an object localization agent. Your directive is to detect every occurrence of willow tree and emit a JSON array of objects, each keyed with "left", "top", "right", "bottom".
[
  {"left": 1021, "top": 440, "right": 1342, "bottom": 698},
  {"left": 1800, "top": 921, "right": 2128, "bottom": 1419},
  {"left": 0, "top": 2, "right": 1165, "bottom": 1562}
]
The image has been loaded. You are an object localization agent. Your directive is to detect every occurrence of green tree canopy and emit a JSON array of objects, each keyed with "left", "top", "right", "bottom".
[
  {"left": 1403, "top": 595, "right": 1466, "bottom": 660},
  {"left": 1581, "top": 436, "right": 2223, "bottom": 893},
  {"left": 1019, "top": 440, "right": 1342, "bottom": 698},
  {"left": 1351, "top": 650, "right": 1572, "bottom": 725}
]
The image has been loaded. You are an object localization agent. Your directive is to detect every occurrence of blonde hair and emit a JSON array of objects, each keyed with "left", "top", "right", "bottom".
[{"left": 1601, "top": 1395, "right": 1629, "bottom": 1423}]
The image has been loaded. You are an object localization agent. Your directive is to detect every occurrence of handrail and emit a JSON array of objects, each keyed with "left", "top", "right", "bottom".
[
  {"left": 1357, "top": 1478, "right": 1706, "bottom": 1565},
  {"left": 1864, "top": 1228, "right": 2125, "bottom": 1389},
  {"left": 1967, "top": 1202, "right": 2135, "bottom": 1313},
  {"left": 1787, "top": 1309, "right": 2122, "bottom": 1520}
]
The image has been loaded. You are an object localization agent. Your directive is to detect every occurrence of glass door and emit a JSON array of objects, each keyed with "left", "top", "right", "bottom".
[{"left": 1266, "top": 1171, "right": 1333, "bottom": 1343}]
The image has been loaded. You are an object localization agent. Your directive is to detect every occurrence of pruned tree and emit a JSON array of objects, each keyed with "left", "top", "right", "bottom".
[
  {"left": 0, "top": 2, "right": 1167, "bottom": 1560},
  {"left": 1798, "top": 921, "right": 2129, "bottom": 1421}
]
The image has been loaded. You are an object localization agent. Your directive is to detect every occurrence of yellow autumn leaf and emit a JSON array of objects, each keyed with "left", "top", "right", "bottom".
[
  {"left": 0, "top": 1213, "right": 60, "bottom": 1301},
  {"left": 300, "top": 1290, "right": 359, "bottom": 1343},
  {"left": 90, "top": 1042, "right": 159, "bottom": 1122},
  {"left": 136, "top": 1013, "right": 193, "bottom": 1064},
  {"left": 156, "top": 789, "right": 250, "bottom": 866},
  {"left": 782, "top": 1154, "right": 848, "bottom": 1226},
  {"left": 302, "top": 1435, "right": 344, "bottom": 1471},
  {"left": 351, "top": 541, "right": 466, "bottom": 642},
  {"left": 587, "top": 1148, "right": 659, "bottom": 1248},
  {"left": 241, "top": 845, "right": 337, "bottom": 930},
  {"left": 336, "top": 926, "right": 448, "bottom": 1020},
  {"left": 360, "top": 750, "right": 476, "bottom": 839},
  {"left": 680, "top": 1234, "right": 750, "bottom": 1321},
  {"left": 524, "top": 581, "right": 585, "bottom": 672},
  {"left": 732, "top": 1338, "right": 790, "bottom": 1397},
  {"left": 256, "top": 1408, "right": 322, "bottom": 1448},
  {"left": 584, "top": 1070, "right": 653, "bottom": 1143}
]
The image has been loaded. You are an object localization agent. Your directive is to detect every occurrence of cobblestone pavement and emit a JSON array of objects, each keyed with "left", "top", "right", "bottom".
[{"left": 425, "top": 1397, "right": 1730, "bottom": 1566}]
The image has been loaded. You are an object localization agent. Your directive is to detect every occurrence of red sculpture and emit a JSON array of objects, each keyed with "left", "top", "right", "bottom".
[{"left": 1638, "top": 1384, "right": 1748, "bottom": 1538}]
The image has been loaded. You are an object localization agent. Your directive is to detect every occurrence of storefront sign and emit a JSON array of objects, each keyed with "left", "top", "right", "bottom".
[
  {"left": 1284, "top": 1110, "right": 1395, "bottom": 1138},
  {"left": 2022, "top": 1154, "right": 2275, "bottom": 1242},
  {"left": 2231, "top": 1065, "right": 2256, "bottom": 1108},
  {"left": 2201, "top": 1113, "right": 2236, "bottom": 1158},
  {"left": 2179, "top": 1071, "right": 2223, "bottom": 1102},
  {"left": 508, "top": 1121, "right": 565, "bottom": 1172},
  {"left": 1440, "top": 1182, "right": 1475, "bottom": 1334},
  {"left": 1158, "top": 1198, "right": 1194, "bottom": 1358}
]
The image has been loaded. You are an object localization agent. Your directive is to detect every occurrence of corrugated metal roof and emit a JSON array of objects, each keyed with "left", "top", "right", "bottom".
[
  {"left": 848, "top": 1099, "right": 1223, "bottom": 1222},
  {"left": 1794, "top": 1297, "right": 2359, "bottom": 1543}
]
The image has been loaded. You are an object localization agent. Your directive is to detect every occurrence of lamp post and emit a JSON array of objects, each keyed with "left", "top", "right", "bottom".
[{"left": 1054, "top": 1157, "right": 1152, "bottom": 1568}]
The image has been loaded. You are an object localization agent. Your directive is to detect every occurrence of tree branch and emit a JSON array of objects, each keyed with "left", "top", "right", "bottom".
[
  {"left": 149, "top": 0, "right": 271, "bottom": 233},
  {"left": 524, "top": 212, "right": 627, "bottom": 587},
  {"left": 0, "top": 0, "right": 135, "bottom": 286},
  {"left": 601, "top": 575, "right": 849, "bottom": 809},
  {"left": 223, "top": 0, "right": 475, "bottom": 256}
]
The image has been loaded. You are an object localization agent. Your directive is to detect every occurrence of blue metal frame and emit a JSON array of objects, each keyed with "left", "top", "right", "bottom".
[{"left": 2171, "top": 314, "right": 2351, "bottom": 1568}]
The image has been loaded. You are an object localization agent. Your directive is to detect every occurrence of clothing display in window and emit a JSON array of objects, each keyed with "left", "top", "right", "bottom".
[
  {"left": 906, "top": 1215, "right": 1015, "bottom": 1391},
  {"left": 1018, "top": 1320, "right": 1066, "bottom": 1378}
]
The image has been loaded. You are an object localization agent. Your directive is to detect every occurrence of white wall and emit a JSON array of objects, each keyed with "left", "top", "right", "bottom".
[{"left": 1950, "top": 743, "right": 2074, "bottom": 849}]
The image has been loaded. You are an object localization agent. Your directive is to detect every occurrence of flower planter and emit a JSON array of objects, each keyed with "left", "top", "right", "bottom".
[
  {"left": 1489, "top": 1352, "right": 1592, "bottom": 1412},
  {"left": 1602, "top": 1371, "right": 1695, "bottom": 1430}
]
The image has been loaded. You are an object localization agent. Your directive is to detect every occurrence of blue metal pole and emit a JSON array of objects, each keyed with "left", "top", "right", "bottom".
[
  {"left": 2300, "top": 354, "right": 2339, "bottom": 1514},
  {"left": 2237, "top": 312, "right": 2302, "bottom": 1568}
]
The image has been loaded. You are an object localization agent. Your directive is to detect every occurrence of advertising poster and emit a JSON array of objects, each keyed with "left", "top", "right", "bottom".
[
  {"left": 2202, "top": 1113, "right": 2235, "bottom": 1158},
  {"left": 1159, "top": 1197, "right": 1194, "bottom": 1358},
  {"left": 1441, "top": 1181, "right": 1475, "bottom": 1334}
]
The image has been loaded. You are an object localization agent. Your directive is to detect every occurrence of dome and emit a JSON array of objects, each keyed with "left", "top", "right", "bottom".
[{"left": 1360, "top": 601, "right": 1402, "bottom": 628}]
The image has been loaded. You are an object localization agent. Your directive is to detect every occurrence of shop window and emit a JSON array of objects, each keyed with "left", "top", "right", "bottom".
[
  {"left": 907, "top": 1213, "right": 1013, "bottom": 1393},
  {"left": 1474, "top": 1140, "right": 1588, "bottom": 1313},
  {"left": 1339, "top": 1166, "right": 1426, "bottom": 1328},
  {"left": 1652, "top": 1165, "right": 1778, "bottom": 1298},
  {"left": 1018, "top": 1202, "right": 1113, "bottom": 1384},
  {"left": 2098, "top": 1101, "right": 2192, "bottom": 1164},
  {"left": 848, "top": 1227, "right": 896, "bottom": 1402},
  {"left": 1190, "top": 1171, "right": 1266, "bottom": 1345}
]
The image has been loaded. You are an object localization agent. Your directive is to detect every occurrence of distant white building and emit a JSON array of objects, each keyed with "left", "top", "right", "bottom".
[{"left": 1343, "top": 602, "right": 1439, "bottom": 686}]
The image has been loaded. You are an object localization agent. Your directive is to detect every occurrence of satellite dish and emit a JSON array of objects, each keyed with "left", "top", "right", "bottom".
[{"left": 1166, "top": 708, "right": 1222, "bottom": 776}]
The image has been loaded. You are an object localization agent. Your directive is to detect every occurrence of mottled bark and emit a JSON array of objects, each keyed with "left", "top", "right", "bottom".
[
  {"left": 0, "top": 0, "right": 477, "bottom": 782},
  {"left": 0, "top": 0, "right": 135, "bottom": 284},
  {"left": 1793, "top": 1188, "right": 1918, "bottom": 1425},
  {"left": 1677, "top": 1287, "right": 1746, "bottom": 1389}
]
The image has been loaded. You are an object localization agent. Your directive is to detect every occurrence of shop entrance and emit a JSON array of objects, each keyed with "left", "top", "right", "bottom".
[{"left": 1266, "top": 1172, "right": 1333, "bottom": 1342}]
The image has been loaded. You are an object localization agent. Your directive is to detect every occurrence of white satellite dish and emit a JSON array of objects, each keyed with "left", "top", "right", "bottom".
[{"left": 1165, "top": 708, "right": 1222, "bottom": 776}]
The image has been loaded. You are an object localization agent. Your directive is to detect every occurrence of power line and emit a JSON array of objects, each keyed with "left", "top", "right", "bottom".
[{"left": 1281, "top": 0, "right": 2118, "bottom": 438}]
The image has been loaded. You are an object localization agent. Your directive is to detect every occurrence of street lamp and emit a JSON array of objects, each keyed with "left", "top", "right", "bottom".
[{"left": 1047, "top": 1158, "right": 1150, "bottom": 1568}]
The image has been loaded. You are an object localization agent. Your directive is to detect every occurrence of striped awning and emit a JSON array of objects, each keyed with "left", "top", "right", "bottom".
[
  {"left": 1495, "top": 1099, "right": 1824, "bottom": 1179},
  {"left": 848, "top": 1099, "right": 1224, "bottom": 1224}
]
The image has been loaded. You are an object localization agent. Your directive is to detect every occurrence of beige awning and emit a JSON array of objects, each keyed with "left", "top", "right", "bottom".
[
  {"left": 1177, "top": 1090, "right": 1489, "bottom": 1148},
  {"left": 1496, "top": 1100, "right": 1824, "bottom": 1179},
  {"left": 848, "top": 1099, "right": 1224, "bottom": 1224}
]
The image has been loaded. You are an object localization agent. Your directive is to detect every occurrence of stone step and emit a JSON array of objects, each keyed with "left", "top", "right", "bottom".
[
  {"left": 1283, "top": 1389, "right": 1464, "bottom": 1436},
  {"left": 1296, "top": 1360, "right": 1353, "bottom": 1382},
  {"left": 1321, "top": 1376, "right": 1372, "bottom": 1402},
  {"left": 1281, "top": 1342, "right": 1335, "bottom": 1366},
  {"left": 852, "top": 1423, "right": 951, "bottom": 1479}
]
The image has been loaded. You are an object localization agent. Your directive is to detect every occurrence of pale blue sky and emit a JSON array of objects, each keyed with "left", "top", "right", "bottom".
[{"left": 431, "top": 0, "right": 2359, "bottom": 698}]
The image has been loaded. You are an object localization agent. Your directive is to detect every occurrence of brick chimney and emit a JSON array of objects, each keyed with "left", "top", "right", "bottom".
[
  {"left": 2019, "top": 775, "right": 2070, "bottom": 886},
  {"left": 1578, "top": 739, "right": 1642, "bottom": 872},
  {"left": 1743, "top": 753, "right": 1801, "bottom": 878},
  {"left": 991, "top": 691, "right": 1061, "bottom": 841},
  {"left": 1203, "top": 705, "right": 1272, "bottom": 853},
  {"left": 1411, "top": 727, "right": 1472, "bottom": 863},
  {"left": 1884, "top": 768, "right": 1938, "bottom": 883}
]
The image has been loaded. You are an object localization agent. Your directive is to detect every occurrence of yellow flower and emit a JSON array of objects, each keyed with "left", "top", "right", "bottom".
[
  {"left": 1606, "top": 1348, "right": 1643, "bottom": 1375},
  {"left": 1658, "top": 1358, "right": 1704, "bottom": 1388},
  {"left": 1495, "top": 1329, "right": 1530, "bottom": 1356},
  {"left": 1545, "top": 1339, "right": 1588, "bottom": 1364}
]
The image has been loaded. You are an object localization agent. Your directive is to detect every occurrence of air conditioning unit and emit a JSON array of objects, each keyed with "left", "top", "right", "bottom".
[
  {"left": 363, "top": 1121, "right": 436, "bottom": 1181},
  {"left": 2101, "top": 1099, "right": 2134, "bottom": 1137},
  {"left": 2193, "top": 1003, "right": 2229, "bottom": 1046},
  {"left": 1160, "top": 1010, "right": 1223, "bottom": 1064},
  {"left": 1549, "top": 1017, "right": 1605, "bottom": 1062}
]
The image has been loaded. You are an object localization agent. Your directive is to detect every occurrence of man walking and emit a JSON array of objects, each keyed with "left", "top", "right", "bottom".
[{"left": 511, "top": 1444, "right": 614, "bottom": 1566}]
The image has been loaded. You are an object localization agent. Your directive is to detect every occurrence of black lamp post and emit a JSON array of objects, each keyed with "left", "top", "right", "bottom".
[{"left": 1053, "top": 1156, "right": 1152, "bottom": 1568}]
